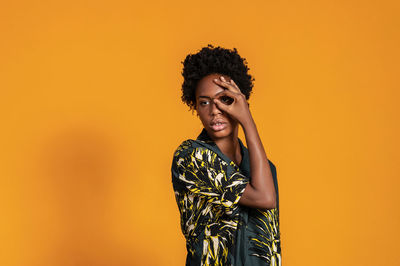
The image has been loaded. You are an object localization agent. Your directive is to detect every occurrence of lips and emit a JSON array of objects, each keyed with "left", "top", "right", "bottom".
[
  {"left": 210, "top": 119, "right": 226, "bottom": 126},
  {"left": 210, "top": 119, "right": 227, "bottom": 131}
]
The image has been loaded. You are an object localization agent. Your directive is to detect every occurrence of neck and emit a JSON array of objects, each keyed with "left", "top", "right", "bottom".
[{"left": 214, "top": 126, "right": 242, "bottom": 166}]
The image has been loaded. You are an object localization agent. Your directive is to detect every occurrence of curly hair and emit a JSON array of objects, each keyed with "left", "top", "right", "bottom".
[{"left": 181, "top": 44, "right": 255, "bottom": 112}]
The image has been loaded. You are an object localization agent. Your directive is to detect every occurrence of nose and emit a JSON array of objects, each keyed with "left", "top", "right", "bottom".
[{"left": 210, "top": 100, "right": 222, "bottom": 115}]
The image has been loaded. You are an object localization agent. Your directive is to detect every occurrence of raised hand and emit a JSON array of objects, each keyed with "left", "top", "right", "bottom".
[{"left": 212, "top": 75, "right": 252, "bottom": 127}]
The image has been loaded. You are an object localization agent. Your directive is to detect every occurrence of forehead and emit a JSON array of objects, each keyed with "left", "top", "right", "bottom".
[{"left": 195, "top": 73, "right": 231, "bottom": 98}]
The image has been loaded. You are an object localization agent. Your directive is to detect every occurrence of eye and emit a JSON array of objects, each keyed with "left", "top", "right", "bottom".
[
  {"left": 220, "top": 96, "right": 234, "bottom": 105},
  {"left": 200, "top": 100, "right": 209, "bottom": 106}
]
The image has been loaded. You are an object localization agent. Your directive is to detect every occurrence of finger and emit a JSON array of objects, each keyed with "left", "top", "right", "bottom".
[
  {"left": 229, "top": 79, "right": 241, "bottom": 92},
  {"left": 221, "top": 76, "right": 241, "bottom": 93},
  {"left": 213, "top": 98, "right": 229, "bottom": 111},
  {"left": 213, "top": 77, "right": 239, "bottom": 93},
  {"left": 214, "top": 79, "right": 240, "bottom": 93},
  {"left": 214, "top": 89, "right": 237, "bottom": 101}
]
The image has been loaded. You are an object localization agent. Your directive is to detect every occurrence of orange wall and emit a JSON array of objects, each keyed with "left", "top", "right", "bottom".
[{"left": 1, "top": 0, "right": 399, "bottom": 265}]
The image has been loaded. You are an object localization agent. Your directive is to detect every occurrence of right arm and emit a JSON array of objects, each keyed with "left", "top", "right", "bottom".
[
  {"left": 239, "top": 115, "right": 276, "bottom": 209},
  {"left": 212, "top": 76, "right": 277, "bottom": 210}
]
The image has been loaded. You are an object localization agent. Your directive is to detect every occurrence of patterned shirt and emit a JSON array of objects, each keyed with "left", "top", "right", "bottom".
[{"left": 171, "top": 128, "right": 281, "bottom": 265}]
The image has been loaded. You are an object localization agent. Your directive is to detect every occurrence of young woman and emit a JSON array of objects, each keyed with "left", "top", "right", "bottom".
[{"left": 171, "top": 44, "right": 281, "bottom": 266}]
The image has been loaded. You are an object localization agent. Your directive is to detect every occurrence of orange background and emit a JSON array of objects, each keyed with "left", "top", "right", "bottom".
[{"left": 1, "top": 0, "right": 399, "bottom": 265}]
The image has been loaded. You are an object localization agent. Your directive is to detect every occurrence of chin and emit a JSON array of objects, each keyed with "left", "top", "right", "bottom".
[{"left": 206, "top": 127, "right": 233, "bottom": 139}]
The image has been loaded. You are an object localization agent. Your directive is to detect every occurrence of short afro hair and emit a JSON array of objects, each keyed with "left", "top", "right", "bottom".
[{"left": 181, "top": 44, "right": 255, "bottom": 112}]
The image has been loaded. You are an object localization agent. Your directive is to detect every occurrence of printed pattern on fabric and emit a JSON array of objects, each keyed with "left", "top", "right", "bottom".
[
  {"left": 247, "top": 208, "right": 281, "bottom": 265},
  {"left": 171, "top": 134, "right": 282, "bottom": 266},
  {"left": 172, "top": 140, "right": 249, "bottom": 265}
]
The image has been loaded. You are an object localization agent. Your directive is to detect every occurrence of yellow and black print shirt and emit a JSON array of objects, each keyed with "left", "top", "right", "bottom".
[{"left": 171, "top": 128, "right": 281, "bottom": 266}]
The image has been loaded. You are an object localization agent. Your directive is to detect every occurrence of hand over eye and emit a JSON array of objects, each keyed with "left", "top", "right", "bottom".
[
  {"left": 212, "top": 76, "right": 252, "bottom": 125},
  {"left": 218, "top": 95, "right": 234, "bottom": 105}
]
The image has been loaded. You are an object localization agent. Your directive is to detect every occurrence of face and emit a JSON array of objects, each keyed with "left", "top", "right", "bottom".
[{"left": 195, "top": 73, "right": 239, "bottom": 141}]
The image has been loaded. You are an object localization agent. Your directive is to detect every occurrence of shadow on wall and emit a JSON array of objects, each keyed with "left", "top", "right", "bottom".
[{"left": 35, "top": 125, "right": 160, "bottom": 266}]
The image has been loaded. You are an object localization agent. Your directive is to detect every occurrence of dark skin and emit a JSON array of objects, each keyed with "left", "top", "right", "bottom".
[
  {"left": 195, "top": 73, "right": 277, "bottom": 209},
  {"left": 195, "top": 73, "right": 243, "bottom": 165}
]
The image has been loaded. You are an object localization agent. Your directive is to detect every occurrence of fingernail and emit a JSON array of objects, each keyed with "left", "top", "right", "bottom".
[{"left": 221, "top": 76, "right": 225, "bottom": 81}]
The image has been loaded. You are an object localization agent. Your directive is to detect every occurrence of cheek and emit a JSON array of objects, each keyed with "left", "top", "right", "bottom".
[
  {"left": 197, "top": 112, "right": 208, "bottom": 124},
  {"left": 226, "top": 117, "right": 238, "bottom": 128},
  {"left": 197, "top": 108, "right": 208, "bottom": 118}
]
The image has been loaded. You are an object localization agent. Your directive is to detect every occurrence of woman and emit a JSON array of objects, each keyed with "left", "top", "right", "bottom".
[{"left": 171, "top": 44, "right": 281, "bottom": 266}]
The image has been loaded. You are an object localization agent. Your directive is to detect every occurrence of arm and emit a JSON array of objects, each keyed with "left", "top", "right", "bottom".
[
  {"left": 239, "top": 115, "right": 277, "bottom": 209},
  {"left": 212, "top": 76, "right": 277, "bottom": 209}
]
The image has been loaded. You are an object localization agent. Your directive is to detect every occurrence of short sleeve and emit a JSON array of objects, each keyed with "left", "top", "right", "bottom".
[{"left": 171, "top": 145, "right": 249, "bottom": 215}]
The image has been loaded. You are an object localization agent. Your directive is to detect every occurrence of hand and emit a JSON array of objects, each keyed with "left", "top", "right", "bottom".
[{"left": 212, "top": 76, "right": 252, "bottom": 126}]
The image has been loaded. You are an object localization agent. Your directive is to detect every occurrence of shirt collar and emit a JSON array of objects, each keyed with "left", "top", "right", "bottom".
[{"left": 195, "top": 127, "right": 250, "bottom": 172}]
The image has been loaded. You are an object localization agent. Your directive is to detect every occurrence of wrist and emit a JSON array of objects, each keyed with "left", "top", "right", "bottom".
[{"left": 240, "top": 114, "right": 256, "bottom": 131}]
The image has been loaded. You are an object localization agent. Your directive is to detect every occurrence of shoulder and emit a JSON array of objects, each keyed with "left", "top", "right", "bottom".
[
  {"left": 173, "top": 139, "right": 214, "bottom": 157},
  {"left": 172, "top": 139, "right": 195, "bottom": 159},
  {"left": 268, "top": 159, "right": 276, "bottom": 171},
  {"left": 172, "top": 139, "right": 221, "bottom": 168}
]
